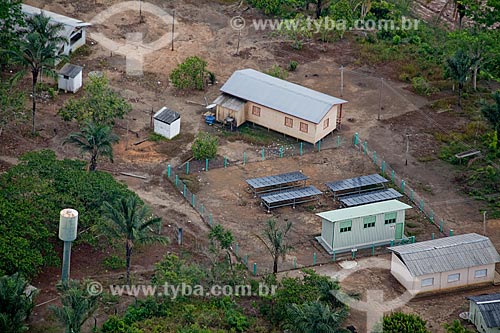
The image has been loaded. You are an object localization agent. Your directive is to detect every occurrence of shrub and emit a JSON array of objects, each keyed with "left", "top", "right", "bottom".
[
  {"left": 383, "top": 312, "right": 430, "bottom": 333},
  {"left": 170, "top": 56, "right": 209, "bottom": 90},
  {"left": 103, "top": 255, "right": 125, "bottom": 270},
  {"left": 288, "top": 60, "right": 298, "bottom": 72},
  {"left": 192, "top": 132, "right": 218, "bottom": 160},
  {"left": 412, "top": 76, "right": 438, "bottom": 96},
  {"left": 265, "top": 65, "right": 288, "bottom": 79}
]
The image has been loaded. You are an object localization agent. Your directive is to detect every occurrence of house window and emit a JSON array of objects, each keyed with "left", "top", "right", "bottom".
[
  {"left": 252, "top": 106, "right": 261, "bottom": 116},
  {"left": 363, "top": 215, "right": 376, "bottom": 229},
  {"left": 339, "top": 220, "right": 352, "bottom": 233},
  {"left": 447, "top": 273, "right": 460, "bottom": 283},
  {"left": 384, "top": 212, "right": 397, "bottom": 224},
  {"left": 323, "top": 118, "right": 329, "bottom": 129},
  {"left": 300, "top": 122, "right": 308, "bottom": 133},
  {"left": 421, "top": 278, "right": 434, "bottom": 287},
  {"left": 474, "top": 269, "right": 487, "bottom": 278},
  {"left": 285, "top": 117, "right": 293, "bottom": 128}
]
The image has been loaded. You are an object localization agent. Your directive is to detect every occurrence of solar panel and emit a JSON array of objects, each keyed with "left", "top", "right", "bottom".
[
  {"left": 246, "top": 171, "right": 308, "bottom": 189},
  {"left": 261, "top": 186, "right": 322, "bottom": 204},
  {"left": 326, "top": 174, "right": 388, "bottom": 193},
  {"left": 340, "top": 188, "right": 402, "bottom": 207}
]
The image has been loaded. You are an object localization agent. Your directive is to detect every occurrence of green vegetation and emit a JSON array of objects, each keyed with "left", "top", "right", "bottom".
[
  {"left": 0, "top": 150, "right": 135, "bottom": 277},
  {"left": 59, "top": 74, "right": 132, "bottom": 125},
  {"left": 0, "top": 75, "right": 25, "bottom": 136},
  {"left": 259, "top": 219, "right": 293, "bottom": 274},
  {"left": 444, "top": 320, "right": 475, "bottom": 333},
  {"left": 170, "top": 56, "right": 210, "bottom": 90},
  {"left": 265, "top": 64, "right": 288, "bottom": 79},
  {"left": 103, "top": 255, "right": 126, "bottom": 271},
  {"left": 0, "top": 0, "right": 24, "bottom": 67},
  {"left": 192, "top": 132, "right": 218, "bottom": 160},
  {"left": 288, "top": 60, "right": 298, "bottom": 72},
  {"left": 382, "top": 312, "right": 430, "bottom": 333},
  {"left": 0, "top": 273, "right": 37, "bottom": 333}
]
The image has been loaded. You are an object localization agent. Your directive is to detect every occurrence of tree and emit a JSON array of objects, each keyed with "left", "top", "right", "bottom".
[
  {"left": 0, "top": 0, "right": 24, "bottom": 68},
  {"left": 480, "top": 90, "right": 500, "bottom": 147},
  {"left": 50, "top": 280, "right": 99, "bottom": 333},
  {"left": 443, "top": 320, "right": 474, "bottom": 333},
  {"left": 59, "top": 74, "right": 132, "bottom": 125},
  {"left": 64, "top": 122, "right": 119, "bottom": 171},
  {"left": 284, "top": 301, "right": 347, "bottom": 333},
  {"left": 4, "top": 20, "right": 65, "bottom": 135},
  {"left": 208, "top": 225, "right": 235, "bottom": 281},
  {"left": 192, "top": 132, "right": 218, "bottom": 160},
  {"left": 259, "top": 219, "right": 293, "bottom": 274},
  {"left": 0, "top": 75, "right": 25, "bottom": 136},
  {"left": 383, "top": 312, "right": 430, "bottom": 333},
  {"left": 170, "top": 56, "right": 209, "bottom": 90},
  {"left": 0, "top": 273, "right": 37, "bottom": 333},
  {"left": 446, "top": 48, "right": 472, "bottom": 107},
  {"left": 102, "top": 196, "right": 168, "bottom": 283}
]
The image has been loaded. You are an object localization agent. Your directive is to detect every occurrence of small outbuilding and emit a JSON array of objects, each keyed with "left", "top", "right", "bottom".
[
  {"left": 58, "top": 64, "right": 83, "bottom": 93},
  {"left": 316, "top": 199, "right": 412, "bottom": 254},
  {"left": 468, "top": 293, "right": 500, "bottom": 333},
  {"left": 153, "top": 107, "right": 180, "bottom": 139},
  {"left": 389, "top": 233, "right": 500, "bottom": 296}
]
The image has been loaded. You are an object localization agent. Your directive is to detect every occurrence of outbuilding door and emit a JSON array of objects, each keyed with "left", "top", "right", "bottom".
[{"left": 395, "top": 223, "right": 403, "bottom": 240}]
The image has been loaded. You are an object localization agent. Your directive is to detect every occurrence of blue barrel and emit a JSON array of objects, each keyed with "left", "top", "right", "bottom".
[{"left": 205, "top": 115, "right": 215, "bottom": 125}]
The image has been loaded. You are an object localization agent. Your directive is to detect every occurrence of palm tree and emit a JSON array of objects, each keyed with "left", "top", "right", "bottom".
[
  {"left": 258, "top": 219, "right": 293, "bottom": 274},
  {"left": 5, "top": 29, "right": 64, "bottom": 135},
  {"left": 64, "top": 122, "right": 119, "bottom": 171},
  {"left": 0, "top": 273, "right": 37, "bottom": 333},
  {"left": 103, "top": 196, "right": 168, "bottom": 283},
  {"left": 284, "top": 301, "right": 348, "bottom": 333},
  {"left": 50, "top": 280, "right": 99, "bottom": 333},
  {"left": 446, "top": 48, "right": 472, "bottom": 107},
  {"left": 481, "top": 90, "right": 500, "bottom": 146}
]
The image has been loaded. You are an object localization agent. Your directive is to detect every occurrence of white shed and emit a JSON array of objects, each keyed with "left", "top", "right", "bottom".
[
  {"left": 153, "top": 107, "right": 180, "bottom": 139},
  {"left": 58, "top": 64, "right": 83, "bottom": 93}
]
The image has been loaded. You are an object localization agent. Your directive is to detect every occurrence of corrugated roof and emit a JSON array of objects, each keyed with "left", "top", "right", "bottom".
[
  {"left": 389, "top": 233, "right": 500, "bottom": 276},
  {"left": 22, "top": 4, "right": 92, "bottom": 28},
  {"left": 154, "top": 107, "right": 180, "bottom": 124},
  {"left": 58, "top": 64, "right": 82, "bottom": 78},
  {"left": 468, "top": 293, "right": 500, "bottom": 328},
  {"left": 213, "top": 94, "right": 245, "bottom": 111},
  {"left": 316, "top": 199, "right": 411, "bottom": 222},
  {"left": 220, "top": 69, "right": 347, "bottom": 124}
]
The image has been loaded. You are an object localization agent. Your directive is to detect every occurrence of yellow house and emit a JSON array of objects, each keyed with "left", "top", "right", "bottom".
[{"left": 213, "top": 69, "right": 347, "bottom": 144}]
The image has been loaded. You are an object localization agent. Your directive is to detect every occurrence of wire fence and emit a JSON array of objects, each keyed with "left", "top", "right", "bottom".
[{"left": 164, "top": 131, "right": 450, "bottom": 275}]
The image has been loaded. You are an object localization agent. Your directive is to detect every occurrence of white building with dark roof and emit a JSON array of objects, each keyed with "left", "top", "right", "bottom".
[
  {"left": 58, "top": 64, "right": 82, "bottom": 93},
  {"left": 153, "top": 107, "right": 180, "bottom": 139},
  {"left": 213, "top": 69, "right": 347, "bottom": 144},
  {"left": 389, "top": 233, "right": 500, "bottom": 295},
  {"left": 468, "top": 293, "right": 500, "bottom": 333}
]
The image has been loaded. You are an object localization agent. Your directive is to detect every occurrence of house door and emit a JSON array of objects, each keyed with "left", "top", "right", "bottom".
[{"left": 395, "top": 223, "right": 403, "bottom": 240}]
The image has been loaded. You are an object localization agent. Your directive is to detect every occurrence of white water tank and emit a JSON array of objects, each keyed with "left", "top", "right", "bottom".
[{"left": 59, "top": 209, "right": 79, "bottom": 241}]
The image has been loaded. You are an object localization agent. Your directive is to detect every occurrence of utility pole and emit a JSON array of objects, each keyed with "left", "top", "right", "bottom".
[
  {"left": 171, "top": 10, "right": 175, "bottom": 51},
  {"left": 340, "top": 65, "right": 344, "bottom": 97},
  {"left": 378, "top": 78, "right": 383, "bottom": 121},
  {"left": 139, "top": 0, "right": 143, "bottom": 23},
  {"left": 405, "top": 132, "right": 410, "bottom": 166},
  {"left": 236, "top": 29, "right": 241, "bottom": 56},
  {"left": 483, "top": 211, "right": 487, "bottom": 236},
  {"left": 125, "top": 118, "right": 129, "bottom": 151}
]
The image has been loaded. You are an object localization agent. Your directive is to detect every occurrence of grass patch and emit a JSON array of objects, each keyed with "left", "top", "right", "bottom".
[
  {"left": 148, "top": 132, "right": 169, "bottom": 142},
  {"left": 220, "top": 123, "right": 294, "bottom": 146},
  {"left": 179, "top": 173, "right": 201, "bottom": 194}
]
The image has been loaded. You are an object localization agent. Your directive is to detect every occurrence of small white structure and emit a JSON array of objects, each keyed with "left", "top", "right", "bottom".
[
  {"left": 153, "top": 107, "right": 180, "bottom": 139},
  {"left": 22, "top": 4, "right": 91, "bottom": 56},
  {"left": 389, "top": 233, "right": 500, "bottom": 296},
  {"left": 58, "top": 64, "right": 83, "bottom": 93},
  {"left": 468, "top": 293, "right": 500, "bottom": 333}
]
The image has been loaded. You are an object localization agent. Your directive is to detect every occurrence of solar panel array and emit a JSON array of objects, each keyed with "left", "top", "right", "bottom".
[
  {"left": 246, "top": 171, "right": 308, "bottom": 189},
  {"left": 261, "top": 186, "right": 322, "bottom": 204},
  {"left": 339, "top": 188, "right": 402, "bottom": 207},
  {"left": 326, "top": 174, "right": 388, "bottom": 193}
]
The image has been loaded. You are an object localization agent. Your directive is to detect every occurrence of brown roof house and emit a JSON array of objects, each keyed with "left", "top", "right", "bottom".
[{"left": 213, "top": 69, "right": 347, "bottom": 144}]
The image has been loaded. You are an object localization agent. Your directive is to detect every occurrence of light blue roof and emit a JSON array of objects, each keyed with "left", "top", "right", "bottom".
[
  {"left": 317, "top": 200, "right": 411, "bottom": 222},
  {"left": 220, "top": 69, "right": 347, "bottom": 124}
]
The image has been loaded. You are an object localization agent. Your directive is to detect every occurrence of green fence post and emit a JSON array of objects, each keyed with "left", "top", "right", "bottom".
[
  {"left": 373, "top": 151, "right": 377, "bottom": 163},
  {"left": 243, "top": 255, "right": 248, "bottom": 266},
  {"left": 412, "top": 236, "right": 416, "bottom": 243},
  {"left": 209, "top": 214, "right": 213, "bottom": 226},
  {"left": 401, "top": 180, "right": 405, "bottom": 193},
  {"left": 167, "top": 164, "right": 171, "bottom": 178},
  {"left": 253, "top": 263, "right": 257, "bottom": 276},
  {"left": 391, "top": 170, "right": 395, "bottom": 183},
  {"left": 429, "top": 211, "right": 434, "bottom": 223},
  {"left": 381, "top": 160, "right": 386, "bottom": 173},
  {"left": 224, "top": 157, "right": 227, "bottom": 168},
  {"left": 440, "top": 219, "right": 444, "bottom": 232},
  {"left": 354, "top": 132, "right": 359, "bottom": 145},
  {"left": 363, "top": 141, "right": 367, "bottom": 154},
  {"left": 419, "top": 200, "right": 424, "bottom": 211},
  {"left": 351, "top": 249, "right": 356, "bottom": 259},
  {"left": 410, "top": 189, "right": 414, "bottom": 201},
  {"left": 183, "top": 184, "right": 187, "bottom": 197},
  {"left": 371, "top": 244, "right": 375, "bottom": 255},
  {"left": 200, "top": 204, "right": 204, "bottom": 215},
  {"left": 279, "top": 146, "right": 284, "bottom": 158},
  {"left": 390, "top": 240, "right": 394, "bottom": 247},
  {"left": 191, "top": 193, "right": 195, "bottom": 207},
  {"left": 243, "top": 152, "right": 246, "bottom": 165},
  {"left": 317, "top": 141, "right": 321, "bottom": 152},
  {"left": 449, "top": 229, "right": 454, "bottom": 236},
  {"left": 333, "top": 251, "right": 336, "bottom": 262},
  {"left": 313, "top": 252, "right": 317, "bottom": 265},
  {"left": 300, "top": 142, "right": 303, "bottom": 156},
  {"left": 337, "top": 135, "right": 341, "bottom": 147},
  {"left": 175, "top": 175, "right": 179, "bottom": 187},
  {"left": 235, "top": 243, "right": 239, "bottom": 256},
  {"left": 261, "top": 149, "right": 265, "bottom": 161},
  {"left": 294, "top": 257, "right": 297, "bottom": 269},
  {"left": 186, "top": 162, "right": 189, "bottom": 174},
  {"left": 205, "top": 159, "right": 209, "bottom": 171},
  {"left": 431, "top": 233, "right": 435, "bottom": 240}
]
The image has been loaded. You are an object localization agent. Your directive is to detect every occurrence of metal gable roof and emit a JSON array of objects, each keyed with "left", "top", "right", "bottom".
[
  {"left": 154, "top": 107, "right": 180, "bottom": 125},
  {"left": 389, "top": 233, "right": 500, "bottom": 276},
  {"left": 58, "top": 64, "right": 82, "bottom": 78},
  {"left": 468, "top": 293, "right": 500, "bottom": 328},
  {"left": 316, "top": 199, "right": 411, "bottom": 222},
  {"left": 22, "top": 4, "right": 92, "bottom": 29},
  {"left": 220, "top": 69, "right": 347, "bottom": 124}
]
